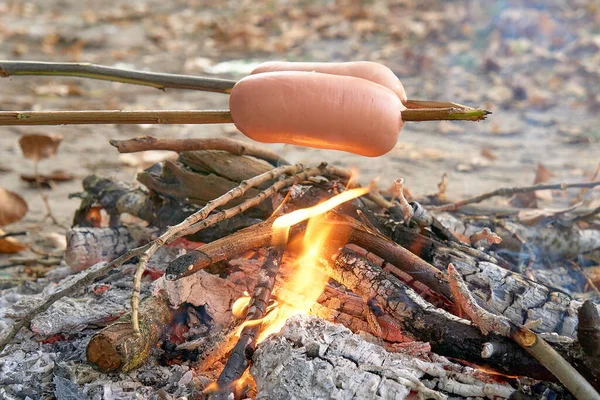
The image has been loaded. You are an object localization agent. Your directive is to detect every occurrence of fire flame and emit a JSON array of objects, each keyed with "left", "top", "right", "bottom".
[{"left": 255, "top": 186, "right": 369, "bottom": 343}]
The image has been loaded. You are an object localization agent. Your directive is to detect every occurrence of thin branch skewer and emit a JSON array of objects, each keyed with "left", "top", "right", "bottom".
[
  {"left": 0, "top": 110, "right": 232, "bottom": 125},
  {"left": 0, "top": 107, "right": 489, "bottom": 125},
  {"left": 0, "top": 60, "right": 236, "bottom": 93}
]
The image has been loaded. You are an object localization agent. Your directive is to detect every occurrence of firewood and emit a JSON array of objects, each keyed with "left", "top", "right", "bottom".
[
  {"left": 137, "top": 160, "right": 268, "bottom": 210},
  {"left": 325, "top": 248, "right": 553, "bottom": 381},
  {"left": 109, "top": 136, "right": 288, "bottom": 167},
  {"left": 179, "top": 150, "right": 274, "bottom": 183},
  {"left": 381, "top": 218, "right": 598, "bottom": 338},
  {"left": 86, "top": 296, "right": 172, "bottom": 373},
  {"left": 64, "top": 226, "right": 153, "bottom": 271},
  {"left": 448, "top": 264, "right": 600, "bottom": 399},
  {"left": 251, "top": 314, "right": 515, "bottom": 399},
  {"left": 211, "top": 246, "right": 284, "bottom": 399}
]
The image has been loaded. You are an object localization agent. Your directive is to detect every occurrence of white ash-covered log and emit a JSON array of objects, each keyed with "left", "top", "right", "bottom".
[{"left": 251, "top": 314, "right": 516, "bottom": 399}]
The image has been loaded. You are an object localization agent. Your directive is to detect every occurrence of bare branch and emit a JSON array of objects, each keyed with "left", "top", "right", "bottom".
[
  {"left": 431, "top": 181, "right": 600, "bottom": 212},
  {"left": 0, "top": 60, "right": 236, "bottom": 93},
  {"left": 109, "top": 136, "right": 288, "bottom": 166},
  {"left": 0, "top": 110, "right": 232, "bottom": 126}
]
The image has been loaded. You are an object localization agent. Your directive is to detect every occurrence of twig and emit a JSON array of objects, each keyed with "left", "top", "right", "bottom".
[
  {"left": 0, "top": 110, "right": 232, "bottom": 126},
  {"left": 448, "top": 263, "right": 600, "bottom": 400},
  {"left": 129, "top": 163, "right": 309, "bottom": 334},
  {"left": 164, "top": 164, "right": 337, "bottom": 280},
  {"left": 166, "top": 212, "right": 451, "bottom": 301},
  {"left": 109, "top": 136, "right": 288, "bottom": 166},
  {"left": 0, "top": 60, "right": 236, "bottom": 93},
  {"left": 431, "top": 181, "right": 600, "bottom": 212},
  {"left": 211, "top": 246, "right": 284, "bottom": 399}
]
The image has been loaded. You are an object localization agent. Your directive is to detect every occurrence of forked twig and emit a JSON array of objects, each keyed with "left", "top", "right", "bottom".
[
  {"left": 447, "top": 263, "right": 600, "bottom": 400},
  {"left": 431, "top": 181, "right": 600, "bottom": 212}
]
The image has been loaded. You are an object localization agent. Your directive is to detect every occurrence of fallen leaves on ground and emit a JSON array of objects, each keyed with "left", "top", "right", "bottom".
[
  {"left": 18, "top": 134, "right": 63, "bottom": 162},
  {"left": 0, "top": 229, "right": 28, "bottom": 254},
  {"left": 0, "top": 187, "right": 28, "bottom": 226}
]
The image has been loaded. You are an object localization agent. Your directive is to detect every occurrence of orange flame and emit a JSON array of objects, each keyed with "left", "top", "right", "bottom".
[
  {"left": 254, "top": 186, "right": 369, "bottom": 343},
  {"left": 231, "top": 294, "right": 251, "bottom": 319}
]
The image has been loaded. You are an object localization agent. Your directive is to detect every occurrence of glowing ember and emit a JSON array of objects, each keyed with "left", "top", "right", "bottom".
[{"left": 256, "top": 186, "right": 369, "bottom": 343}]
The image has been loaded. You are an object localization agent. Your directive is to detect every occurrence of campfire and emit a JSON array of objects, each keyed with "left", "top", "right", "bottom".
[{"left": 2, "top": 137, "right": 600, "bottom": 399}]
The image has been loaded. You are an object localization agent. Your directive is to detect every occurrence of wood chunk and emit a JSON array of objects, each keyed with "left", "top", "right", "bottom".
[
  {"left": 86, "top": 296, "right": 172, "bottom": 373},
  {"left": 179, "top": 150, "right": 273, "bottom": 183}
]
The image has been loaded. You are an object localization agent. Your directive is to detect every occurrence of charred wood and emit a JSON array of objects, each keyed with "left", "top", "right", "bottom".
[
  {"left": 326, "top": 248, "right": 553, "bottom": 380},
  {"left": 211, "top": 246, "right": 284, "bottom": 400}
]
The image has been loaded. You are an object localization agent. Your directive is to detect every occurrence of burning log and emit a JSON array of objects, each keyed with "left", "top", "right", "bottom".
[
  {"left": 381, "top": 219, "right": 597, "bottom": 338},
  {"left": 251, "top": 314, "right": 516, "bottom": 399},
  {"left": 211, "top": 246, "right": 284, "bottom": 399},
  {"left": 448, "top": 264, "right": 600, "bottom": 400},
  {"left": 86, "top": 296, "right": 172, "bottom": 373},
  {"left": 325, "top": 248, "right": 553, "bottom": 380}
]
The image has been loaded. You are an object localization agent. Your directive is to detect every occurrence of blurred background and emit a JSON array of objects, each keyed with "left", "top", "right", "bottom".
[{"left": 1, "top": 0, "right": 599, "bottom": 225}]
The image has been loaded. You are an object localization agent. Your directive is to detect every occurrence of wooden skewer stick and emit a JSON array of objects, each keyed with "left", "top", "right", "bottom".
[
  {"left": 0, "top": 60, "right": 236, "bottom": 93},
  {"left": 0, "top": 106, "right": 490, "bottom": 126}
]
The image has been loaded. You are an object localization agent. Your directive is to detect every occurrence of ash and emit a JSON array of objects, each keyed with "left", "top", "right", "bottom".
[{"left": 0, "top": 249, "right": 205, "bottom": 399}]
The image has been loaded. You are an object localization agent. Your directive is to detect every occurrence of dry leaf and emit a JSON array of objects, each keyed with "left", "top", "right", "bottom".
[
  {"left": 480, "top": 147, "right": 497, "bottom": 161},
  {"left": 517, "top": 203, "right": 581, "bottom": 225},
  {"left": 534, "top": 163, "right": 554, "bottom": 202},
  {"left": 19, "top": 134, "right": 63, "bottom": 162},
  {"left": 0, "top": 229, "right": 27, "bottom": 253},
  {"left": 510, "top": 191, "right": 538, "bottom": 209},
  {"left": 534, "top": 163, "right": 555, "bottom": 184},
  {"left": 0, "top": 187, "right": 28, "bottom": 226},
  {"left": 20, "top": 170, "right": 76, "bottom": 187}
]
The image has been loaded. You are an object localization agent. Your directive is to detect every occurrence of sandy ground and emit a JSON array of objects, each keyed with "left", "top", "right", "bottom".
[{"left": 0, "top": 0, "right": 598, "bottom": 246}]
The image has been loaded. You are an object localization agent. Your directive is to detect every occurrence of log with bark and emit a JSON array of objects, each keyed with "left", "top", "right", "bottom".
[{"left": 86, "top": 296, "right": 172, "bottom": 373}]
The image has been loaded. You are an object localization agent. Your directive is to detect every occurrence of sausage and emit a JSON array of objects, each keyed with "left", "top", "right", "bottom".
[
  {"left": 251, "top": 61, "right": 407, "bottom": 102},
  {"left": 229, "top": 71, "right": 404, "bottom": 157}
]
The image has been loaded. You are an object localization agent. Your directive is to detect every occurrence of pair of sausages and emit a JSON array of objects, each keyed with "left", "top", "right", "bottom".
[{"left": 229, "top": 62, "right": 407, "bottom": 157}]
